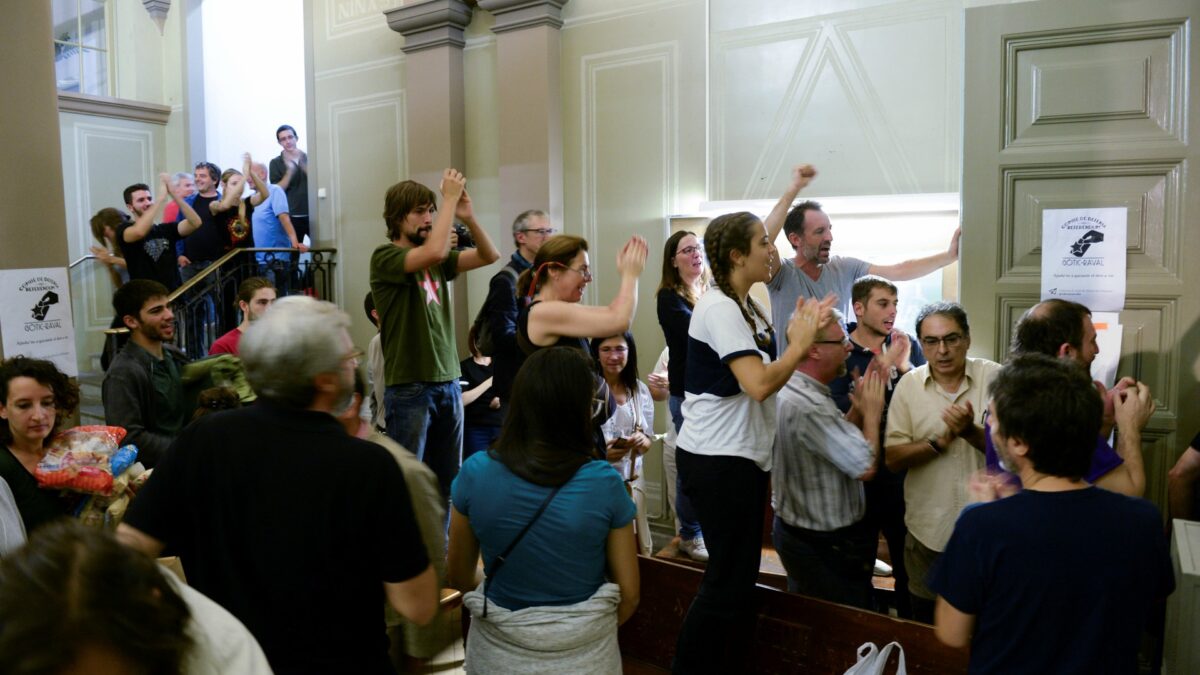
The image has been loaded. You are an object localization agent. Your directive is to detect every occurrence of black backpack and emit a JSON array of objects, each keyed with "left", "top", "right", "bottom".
[{"left": 472, "top": 265, "right": 519, "bottom": 356}]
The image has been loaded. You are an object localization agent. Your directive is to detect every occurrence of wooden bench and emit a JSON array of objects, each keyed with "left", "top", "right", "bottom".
[{"left": 620, "top": 556, "right": 967, "bottom": 674}]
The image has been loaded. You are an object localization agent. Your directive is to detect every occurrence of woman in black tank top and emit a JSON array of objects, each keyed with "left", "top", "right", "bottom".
[{"left": 514, "top": 234, "right": 648, "bottom": 357}]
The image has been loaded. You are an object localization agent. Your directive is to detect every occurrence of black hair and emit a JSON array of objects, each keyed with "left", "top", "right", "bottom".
[
  {"left": 193, "top": 162, "right": 221, "bottom": 184},
  {"left": 364, "top": 291, "right": 377, "bottom": 327},
  {"left": 1010, "top": 299, "right": 1090, "bottom": 359},
  {"left": 490, "top": 347, "right": 595, "bottom": 486},
  {"left": 988, "top": 353, "right": 1102, "bottom": 480},
  {"left": 276, "top": 124, "right": 298, "bottom": 141},
  {"left": 0, "top": 357, "right": 80, "bottom": 448},
  {"left": 782, "top": 199, "right": 823, "bottom": 240},
  {"left": 915, "top": 301, "right": 970, "bottom": 340},
  {"left": 112, "top": 279, "right": 169, "bottom": 324},
  {"left": 123, "top": 183, "right": 150, "bottom": 207},
  {"left": 589, "top": 331, "right": 640, "bottom": 395}
]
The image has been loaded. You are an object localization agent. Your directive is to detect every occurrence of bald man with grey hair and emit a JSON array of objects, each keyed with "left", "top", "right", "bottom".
[{"left": 118, "top": 295, "right": 439, "bottom": 674}]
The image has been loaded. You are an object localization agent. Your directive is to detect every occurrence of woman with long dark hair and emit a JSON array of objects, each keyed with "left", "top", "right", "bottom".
[
  {"left": 447, "top": 347, "right": 639, "bottom": 673},
  {"left": 0, "top": 357, "right": 80, "bottom": 534},
  {"left": 590, "top": 331, "right": 654, "bottom": 478},
  {"left": 655, "top": 229, "right": 709, "bottom": 561},
  {"left": 671, "top": 212, "right": 833, "bottom": 673}
]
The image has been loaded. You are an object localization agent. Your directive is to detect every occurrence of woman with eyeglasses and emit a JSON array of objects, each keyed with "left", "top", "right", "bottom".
[
  {"left": 654, "top": 230, "right": 710, "bottom": 561},
  {"left": 671, "top": 212, "right": 834, "bottom": 673},
  {"left": 447, "top": 347, "right": 639, "bottom": 673},
  {"left": 0, "top": 357, "right": 81, "bottom": 535},
  {"left": 590, "top": 332, "right": 654, "bottom": 477},
  {"left": 515, "top": 234, "right": 648, "bottom": 356}
]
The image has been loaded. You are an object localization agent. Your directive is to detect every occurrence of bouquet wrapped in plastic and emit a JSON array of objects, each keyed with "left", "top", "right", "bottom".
[{"left": 34, "top": 426, "right": 139, "bottom": 496}]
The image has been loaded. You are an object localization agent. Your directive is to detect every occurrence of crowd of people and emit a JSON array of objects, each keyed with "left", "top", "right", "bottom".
[{"left": 0, "top": 154, "right": 1192, "bottom": 675}]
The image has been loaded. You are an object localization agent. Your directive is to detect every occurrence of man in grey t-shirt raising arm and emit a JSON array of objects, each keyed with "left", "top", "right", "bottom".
[{"left": 764, "top": 165, "right": 961, "bottom": 356}]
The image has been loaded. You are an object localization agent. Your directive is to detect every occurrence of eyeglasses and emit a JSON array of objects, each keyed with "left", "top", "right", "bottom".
[
  {"left": 343, "top": 347, "right": 365, "bottom": 363},
  {"left": 815, "top": 337, "right": 850, "bottom": 347},
  {"left": 982, "top": 408, "right": 991, "bottom": 429},
  {"left": 920, "top": 333, "right": 965, "bottom": 349},
  {"left": 553, "top": 263, "right": 592, "bottom": 281},
  {"left": 521, "top": 228, "right": 557, "bottom": 236},
  {"left": 599, "top": 346, "right": 628, "bottom": 355},
  {"left": 676, "top": 245, "right": 702, "bottom": 257}
]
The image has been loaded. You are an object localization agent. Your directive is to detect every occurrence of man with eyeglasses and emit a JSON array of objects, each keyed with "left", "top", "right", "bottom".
[
  {"left": 371, "top": 170, "right": 500, "bottom": 514},
  {"left": 764, "top": 164, "right": 961, "bottom": 357},
  {"left": 479, "top": 209, "right": 556, "bottom": 414},
  {"left": 771, "top": 311, "right": 888, "bottom": 609},
  {"left": 882, "top": 302, "right": 1000, "bottom": 623}
]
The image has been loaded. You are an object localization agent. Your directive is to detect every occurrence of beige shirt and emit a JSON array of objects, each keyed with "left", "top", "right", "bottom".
[{"left": 885, "top": 357, "right": 1001, "bottom": 552}]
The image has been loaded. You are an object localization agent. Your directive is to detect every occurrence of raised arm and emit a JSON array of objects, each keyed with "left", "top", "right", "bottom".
[
  {"left": 243, "top": 153, "right": 268, "bottom": 207},
  {"left": 727, "top": 295, "right": 835, "bottom": 402},
  {"left": 765, "top": 164, "right": 818, "bottom": 246},
  {"left": 121, "top": 173, "right": 171, "bottom": 243},
  {"left": 453, "top": 187, "right": 501, "bottom": 272},
  {"left": 210, "top": 175, "right": 245, "bottom": 214},
  {"left": 401, "top": 169, "right": 463, "bottom": 273},
  {"left": 868, "top": 228, "right": 960, "bottom": 281},
  {"left": 526, "top": 236, "right": 647, "bottom": 345},
  {"left": 1094, "top": 381, "right": 1154, "bottom": 497}
]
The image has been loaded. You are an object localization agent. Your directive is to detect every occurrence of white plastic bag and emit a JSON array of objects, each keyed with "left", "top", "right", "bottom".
[{"left": 843, "top": 641, "right": 907, "bottom": 675}]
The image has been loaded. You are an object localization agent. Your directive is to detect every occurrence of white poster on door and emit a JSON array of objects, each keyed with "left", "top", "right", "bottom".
[
  {"left": 0, "top": 268, "right": 78, "bottom": 377},
  {"left": 1089, "top": 311, "right": 1122, "bottom": 390},
  {"left": 1040, "top": 207, "right": 1127, "bottom": 311}
]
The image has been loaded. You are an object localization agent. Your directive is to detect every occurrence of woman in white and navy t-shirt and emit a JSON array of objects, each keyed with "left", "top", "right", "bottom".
[{"left": 672, "top": 211, "right": 833, "bottom": 673}]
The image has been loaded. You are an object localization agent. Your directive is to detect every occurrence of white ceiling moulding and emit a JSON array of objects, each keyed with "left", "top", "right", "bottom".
[{"left": 142, "top": 0, "right": 171, "bottom": 34}]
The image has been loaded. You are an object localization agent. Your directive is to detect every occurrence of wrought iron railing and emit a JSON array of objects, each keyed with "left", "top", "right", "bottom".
[{"left": 103, "top": 248, "right": 337, "bottom": 362}]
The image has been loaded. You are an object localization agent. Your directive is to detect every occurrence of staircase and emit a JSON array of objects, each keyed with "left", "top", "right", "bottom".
[{"left": 77, "top": 353, "right": 105, "bottom": 425}]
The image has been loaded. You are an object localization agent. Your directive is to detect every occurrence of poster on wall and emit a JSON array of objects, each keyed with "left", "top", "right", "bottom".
[
  {"left": 1040, "top": 207, "right": 1127, "bottom": 311},
  {"left": 0, "top": 268, "right": 78, "bottom": 377},
  {"left": 1089, "top": 311, "right": 1122, "bottom": 390}
]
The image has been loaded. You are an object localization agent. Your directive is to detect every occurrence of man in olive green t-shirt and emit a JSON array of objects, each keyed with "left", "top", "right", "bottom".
[{"left": 369, "top": 169, "right": 499, "bottom": 506}]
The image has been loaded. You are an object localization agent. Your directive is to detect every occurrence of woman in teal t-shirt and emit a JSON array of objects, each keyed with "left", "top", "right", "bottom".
[{"left": 447, "top": 347, "right": 639, "bottom": 673}]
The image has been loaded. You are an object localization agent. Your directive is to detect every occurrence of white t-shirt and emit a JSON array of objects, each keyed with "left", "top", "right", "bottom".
[{"left": 677, "top": 287, "right": 778, "bottom": 470}]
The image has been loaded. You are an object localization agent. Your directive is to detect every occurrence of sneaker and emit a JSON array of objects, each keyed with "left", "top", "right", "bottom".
[
  {"left": 679, "top": 536, "right": 709, "bottom": 562},
  {"left": 873, "top": 558, "right": 893, "bottom": 577}
]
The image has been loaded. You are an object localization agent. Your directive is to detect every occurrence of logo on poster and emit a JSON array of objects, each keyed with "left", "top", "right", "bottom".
[
  {"left": 1059, "top": 216, "right": 1106, "bottom": 264},
  {"left": 15, "top": 276, "right": 62, "bottom": 330}
]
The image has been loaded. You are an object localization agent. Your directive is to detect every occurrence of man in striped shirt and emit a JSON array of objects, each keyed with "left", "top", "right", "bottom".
[{"left": 771, "top": 313, "right": 886, "bottom": 609}]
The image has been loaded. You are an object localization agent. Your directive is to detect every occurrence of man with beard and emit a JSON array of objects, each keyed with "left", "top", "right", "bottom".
[
  {"left": 117, "top": 175, "right": 202, "bottom": 291},
  {"left": 370, "top": 169, "right": 500, "bottom": 512},
  {"left": 764, "top": 165, "right": 961, "bottom": 356},
  {"left": 118, "top": 296, "right": 438, "bottom": 675},
  {"left": 771, "top": 312, "right": 887, "bottom": 609},
  {"left": 208, "top": 277, "right": 276, "bottom": 356},
  {"left": 991, "top": 299, "right": 1153, "bottom": 497},
  {"left": 102, "top": 279, "right": 190, "bottom": 467}
]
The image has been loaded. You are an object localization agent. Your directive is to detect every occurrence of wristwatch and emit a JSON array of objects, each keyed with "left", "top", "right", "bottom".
[{"left": 927, "top": 438, "right": 944, "bottom": 455}]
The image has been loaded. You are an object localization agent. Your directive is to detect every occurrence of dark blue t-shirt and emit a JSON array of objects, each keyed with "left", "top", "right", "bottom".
[
  {"left": 984, "top": 426, "right": 1123, "bottom": 486},
  {"left": 451, "top": 453, "right": 636, "bottom": 611},
  {"left": 930, "top": 488, "right": 1174, "bottom": 675}
]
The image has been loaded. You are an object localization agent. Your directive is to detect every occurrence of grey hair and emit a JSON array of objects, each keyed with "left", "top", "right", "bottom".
[
  {"left": 512, "top": 209, "right": 549, "bottom": 244},
  {"left": 820, "top": 308, "right": 846, "bottom": 340},
  {"left": 171, "top": 171, "right": 192, "bottom": 184},
  {"left": 240, "top": 296, "right": 350, "bottom": 408}
]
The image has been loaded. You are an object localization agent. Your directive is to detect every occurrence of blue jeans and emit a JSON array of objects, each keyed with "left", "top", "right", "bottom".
[
  {"left": 669, "top": 395, "right": 702, "bottom": 540},
  {"left": 463, "top": 424, "right": 500, "bottom": 461},
  {"left": 772, "top": 516, "right": 876, "bottom": 610},
  {"left": 385, "top": 381, "right": 463, "bottom": 510}
]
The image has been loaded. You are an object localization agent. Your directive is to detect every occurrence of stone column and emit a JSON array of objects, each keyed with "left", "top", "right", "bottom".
[
  {"left": 384, "top": 0, "right": 474, "bottom": 353},
  {"left": 385, "top": 0, "right": 473, "bottom": 189},
  {"left": 0, "top": 3, "right": 69, "bottom": 274},
  {"left": 478, "top": 0, "right": 569, "bottom": 236}
]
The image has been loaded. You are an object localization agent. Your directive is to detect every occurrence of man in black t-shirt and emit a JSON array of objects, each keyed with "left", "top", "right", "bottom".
[
  {"left": 118, "top": 175, "right": 202, "bottom": 292},
  {"left": 117, "top": 296, "right": 438, "bottom": 675},
  {"left": 180, "top": 161, "right": 226, "bottom": 282}
]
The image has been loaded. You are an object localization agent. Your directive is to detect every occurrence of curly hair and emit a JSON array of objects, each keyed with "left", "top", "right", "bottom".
[{"left": 0, "top": 357, "right": 80, "bottom": 448}]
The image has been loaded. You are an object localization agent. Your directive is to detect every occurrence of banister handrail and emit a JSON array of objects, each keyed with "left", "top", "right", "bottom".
[
  {"left": 165, "top": 247, "right": 336, "bottom": 303},
  {"left": 68, "top": 254, "right": 99, "bottom": 269}
]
